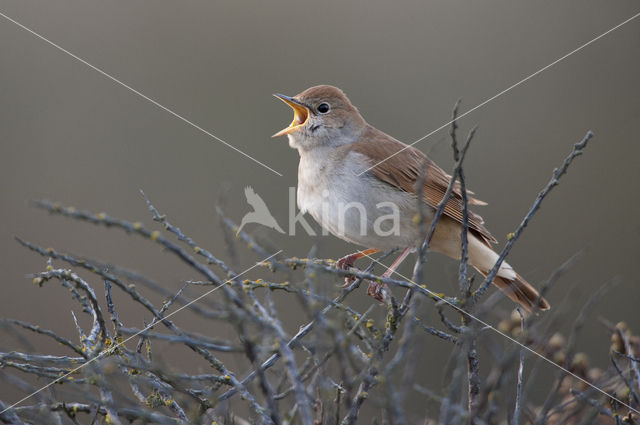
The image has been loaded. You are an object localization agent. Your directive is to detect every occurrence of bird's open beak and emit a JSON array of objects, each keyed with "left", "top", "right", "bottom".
[{"left": 272, "top": 94, "right": 310, "bottom": 138}]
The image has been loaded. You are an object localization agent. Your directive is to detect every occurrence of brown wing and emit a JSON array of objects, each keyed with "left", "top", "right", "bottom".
[{"left": 350, "top": 125, "right": 497, "bottom": 246}]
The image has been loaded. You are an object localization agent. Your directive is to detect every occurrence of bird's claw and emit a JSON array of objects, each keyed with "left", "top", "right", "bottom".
[
  {"left": 336, "top": 255, "right": 358, "bottom": 286},
  {"left": 367, "top": 281, "right": 387, "bottom": 302}
]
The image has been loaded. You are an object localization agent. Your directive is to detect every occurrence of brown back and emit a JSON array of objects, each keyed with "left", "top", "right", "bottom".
[{"left": 350, "top": 125, "right": 497, "bottom": 246}]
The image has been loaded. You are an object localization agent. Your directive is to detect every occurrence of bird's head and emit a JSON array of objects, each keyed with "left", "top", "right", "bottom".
[{"left": 273, "top": 85, "right": 366, "bottom": 151}]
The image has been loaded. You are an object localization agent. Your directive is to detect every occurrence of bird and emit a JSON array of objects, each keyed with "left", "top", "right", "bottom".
[
  {"left": 272, "top": 85, "right": 549, "bottom": 312},
  {"left": 237, "top": 186, "right": 285, "bottom": 235}
]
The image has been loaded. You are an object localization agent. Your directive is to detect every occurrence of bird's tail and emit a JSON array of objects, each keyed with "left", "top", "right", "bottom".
[
  {"left": 430, "top": 220, "right": 550, "bottom": 312},
  {"left": 474, "top": 267, "right": 550, "bottom": 312}
]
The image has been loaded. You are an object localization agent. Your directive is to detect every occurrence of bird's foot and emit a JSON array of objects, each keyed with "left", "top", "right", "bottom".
[
  {"left": 335, "top": 249, "right": 380, "bottom": 287},
  {"left": 367, "top": 280, "right": 388, "bottom": 302},
  {"left": 336, "top": 254, "right": 358, "bottom": 286}
]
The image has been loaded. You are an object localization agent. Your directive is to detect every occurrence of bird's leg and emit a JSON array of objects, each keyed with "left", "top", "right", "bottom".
[
  {"left": 367, "top": 246, "right": 412, "bottom": 302},
  {"left": 336, "top": 248, "right": 380, "bottom": 286}
]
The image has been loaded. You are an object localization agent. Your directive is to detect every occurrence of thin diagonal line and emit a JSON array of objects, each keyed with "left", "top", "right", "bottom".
[
  {"left": 0, "top": 11, "right": 283, "bottom": 177},
  {"left": 0, "top": 250, "right": 282, "bottom": 415},
  {"left": 361, "top": 251, "right": 640, "bottom": 415},
  {"left": 358, "top": 10, "right": 640, "bottom": 176}
]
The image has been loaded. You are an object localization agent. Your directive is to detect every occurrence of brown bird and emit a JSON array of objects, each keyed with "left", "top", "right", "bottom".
[{"left": 273, "top": 85, "right": 549, "bottom": 312}]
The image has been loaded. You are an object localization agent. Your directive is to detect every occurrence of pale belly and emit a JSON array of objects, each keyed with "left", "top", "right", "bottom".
[
  {"left": 297, "top": 150, "right": 431, "bottom": 250},
  {"left": 294, "top": 146, "right": 515, "bottom": 281}
]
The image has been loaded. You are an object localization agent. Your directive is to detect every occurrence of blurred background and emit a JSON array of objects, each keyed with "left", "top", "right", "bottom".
[{"left": 1, "top": 0, "right": 639, "bottom": 421}]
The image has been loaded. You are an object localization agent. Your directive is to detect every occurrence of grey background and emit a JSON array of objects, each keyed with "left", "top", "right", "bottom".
[{"left": 1, "top": 0, "right": 639, "bottom": 418}]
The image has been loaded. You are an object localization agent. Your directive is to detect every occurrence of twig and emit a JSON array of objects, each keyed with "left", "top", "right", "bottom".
[
  {"left": 473, "top": 131, "right": 594, "bottom": 302},
  {"left": 616, "top": 324, "right": 640, "bottom": 400},
  {"left": 1, "top": 319, "right": 85, "bottom": 357},
  {"left": 512, "top": 307, "right": 525, "bottom": 425}
]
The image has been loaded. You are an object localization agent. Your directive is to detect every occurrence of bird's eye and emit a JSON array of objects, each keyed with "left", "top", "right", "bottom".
[{"left": 317, "top": 103, "right": 330, "bottom": 114}]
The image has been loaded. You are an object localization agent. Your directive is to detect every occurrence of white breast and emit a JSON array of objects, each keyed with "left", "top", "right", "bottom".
[{"left": 297, "top": 148, "right": 423, "bottom": 250}]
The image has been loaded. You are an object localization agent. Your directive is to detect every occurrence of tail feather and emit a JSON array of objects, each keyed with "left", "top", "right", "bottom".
[
  {"left": 476, "top": 268, "right": 550, "bottom": 312},
  {"left": 432, "top": 220, "right": 550, "bottom": 312}
]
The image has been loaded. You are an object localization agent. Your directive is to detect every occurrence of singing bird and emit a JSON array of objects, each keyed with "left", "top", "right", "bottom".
[
  {"left": 273, "top": 85, "right": 549, "bottom": 312},
  {"left": 237, "top": 186, "right": 285, "bottom": 235}
]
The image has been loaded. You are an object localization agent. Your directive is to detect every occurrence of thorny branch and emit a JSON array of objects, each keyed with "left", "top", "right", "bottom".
[
  {"left": 472, "top": 131, "right": 595, "bottom": 304},
  {"left": 3, "top": 124, "right": 631, "bottom": 425}
]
